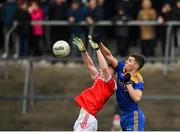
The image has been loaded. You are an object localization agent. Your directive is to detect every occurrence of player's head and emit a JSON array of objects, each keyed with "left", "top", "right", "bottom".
[
  {"left": 31, "top": 0, "right": 40, "bottom": 10},
  {"left": 108, "top": 64, "right": 115, "bottom": 75},
  {"left": 124, "top": 54, "right": 145, "bottom": 72},
  {"left": 176, "top": 0, "right": 180, "bottom": 8},
  {"left": 142, "top": 0, "right": 152, "bottom": 9},
  {"left": 71, "top": 0, "right": 81, "bottom": 10},
  {"left": 98, "top": 66, "right": 114, "bottom": 78},
  {"left": 19, "top": 1, "right": 28, "bottom": 11},
  {"left": 98, "top": 69, "right": 102, "bottom": 76}
]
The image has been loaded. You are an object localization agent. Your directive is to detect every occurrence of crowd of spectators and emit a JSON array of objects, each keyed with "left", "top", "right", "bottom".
[{"left": 0, "top": 0, "right": 180, "bottom": 58}]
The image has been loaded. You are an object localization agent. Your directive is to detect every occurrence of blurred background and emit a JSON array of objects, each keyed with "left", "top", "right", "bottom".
[{"left": 0, "top": 0, "right": 180, "bottom": 131}]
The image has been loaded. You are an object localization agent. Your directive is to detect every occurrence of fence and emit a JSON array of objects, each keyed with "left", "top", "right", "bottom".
[
  {"left": 3, "top": 20, "right": 180, "bottom": 72},
  {"left": 1, "top": 20, "right": 180, "bottom": 114}
]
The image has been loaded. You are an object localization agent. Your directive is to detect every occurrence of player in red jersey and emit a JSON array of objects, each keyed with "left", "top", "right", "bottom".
[{"left": 72, "top": 36, "right": 117, "bottom": 131}]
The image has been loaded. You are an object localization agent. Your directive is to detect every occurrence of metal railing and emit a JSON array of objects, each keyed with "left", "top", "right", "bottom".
[
  {"left": 3, "top": 20, "right": 180, "bottom": 72},
  {"left": 1, "top": 94, "right": 180, "bottom": 100},
  {"left": 1, "top": 20, "right": 180, "bottom": 114}
]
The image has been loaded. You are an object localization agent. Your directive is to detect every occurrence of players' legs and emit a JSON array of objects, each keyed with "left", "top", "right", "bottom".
[
  {"left": 137, "top": 110, "right": 145, "bottom": 131},
  {"left": 73, "top": 108, "right": 98, "bottom": 131},
  {"left": 120, "top": 109, "right": 145, "bottom": 131}
]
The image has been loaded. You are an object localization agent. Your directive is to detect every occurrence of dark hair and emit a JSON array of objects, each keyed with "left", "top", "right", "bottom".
[{"left": 130, "top": 54, "right": 145, "bottom": 70}]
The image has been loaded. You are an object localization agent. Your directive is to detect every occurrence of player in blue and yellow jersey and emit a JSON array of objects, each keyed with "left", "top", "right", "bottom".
[{"left": 92, "top": 37, "right": 145, "bottom": 131}]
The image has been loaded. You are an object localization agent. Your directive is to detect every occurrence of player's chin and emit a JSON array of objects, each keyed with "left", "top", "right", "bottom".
[
  {"left": 99, "top": 74, "right": 103, "bottom": 78},
  {"left": 124, "top": 65, "right": 128, "bottom": 70},
  {"left": 124, "top": 67, "right": 131, "bottom": 72}
]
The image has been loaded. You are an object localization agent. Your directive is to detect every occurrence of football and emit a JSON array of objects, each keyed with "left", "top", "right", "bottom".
[{"left": 52, "top": 40, "right": 70, "bottom": 57}]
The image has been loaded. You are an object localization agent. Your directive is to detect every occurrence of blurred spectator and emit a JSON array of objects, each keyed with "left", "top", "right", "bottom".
[
  {"left": 111, "top": 5, "right": 132, "bottom": 57},
  {"left": 86, "top": 0, "right": 104, "bottom": 37},
  {"left": 0, "top": 3, "right": 4, "bottom": 50},
  {"left": 172, "top": 0, "right": 180, "bottom": 20},
  {"left": 115, "top": 0, "right": 134, "bottom": 18},
  {"left": 99, "top": 0, "right": 115, "bottom": 20},
  {"left": 97, "top": 0, "right": 104, "bottom": 6},
  {"left": 14, "top": 1, "right": 31, "bottom": 57},
  {"left": 1, "top": 0, "right": 18, "bottom": 56},
  {"left": 114, "top": 0, "right": 140, "bottom": 48},
  {"left": 158, "top": 3, "right": 172, "bottom": 23},
  {"left": 101, "top": 0, "right": 116, "bottom": 39},
  {"left": 138, "top": 0, "right": 157, "bottom": 57},
  {"left": 39, "top": 0, "right": 50, "bottom": 56},
  {"left": 157, "top": 3, "right": 172, "bottom": 56},
  {"left": 152, "top": 0, "right": 175, "bottom": 12},
  {"left": 48, "top": 0, "right": 69, "bottom": 45},
  {"left": 171, "top": 0, "right": 177, "bottom": 7},
  {"left": 29, "top": 0, "right": 45, "bottom": 56},
  {"left": 40, "top": 0, "right": 49, "bottom": 19},
  {"left": 67, "top": 0, "right": 87, "bottom": 57},
  {"left": 1, "top": 0, "right": 18, "bottom": 27},
  {"left": 172, "top": 0, "right": 180, "bottom": 48}
]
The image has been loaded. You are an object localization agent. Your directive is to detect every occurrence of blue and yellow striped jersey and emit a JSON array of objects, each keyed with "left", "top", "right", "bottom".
[{"left": 115, "top": 60, "right": 144, "bottom": 112}]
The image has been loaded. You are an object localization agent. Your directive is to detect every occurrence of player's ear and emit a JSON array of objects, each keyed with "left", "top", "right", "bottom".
[{"left": 134, "top": 63, "right": 139, "bottom": 70}]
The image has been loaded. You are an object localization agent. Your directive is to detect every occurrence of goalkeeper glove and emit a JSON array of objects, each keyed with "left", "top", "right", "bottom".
[
  {"left": 124, "top": 73, "right": 131, "bottom": 84},
  {"left": 72, "top": 37, "right": 86, "bottom": 52},
  {"left": 92, "top": 36, "right": 101, "bottom": 44},
  {"left": 88, "top": 35, "right": 100, "bottom": 50}
]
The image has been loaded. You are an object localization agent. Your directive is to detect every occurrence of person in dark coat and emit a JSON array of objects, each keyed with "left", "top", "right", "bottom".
[
  {"left": 67, "top": 0, "right": 87, "bottom": 57},
  {"left": 157, "top": 3, "right": 172, "bottom": 56},
  {"left": 1, "top": 0, "right": 18, "bottom": 56},
  {"left": 111, "top": 5, "right": 132, "bottom": 57},
  {"left": 172, "top": 0, "right": 180, "bottom": 48},
  {"left": 86, "top": 0, "right": 104, "bottom": 37},
  {"left": 48, "top": 0, "right": 69, "bottom": 44},
  {"left": 15, "top": 1, "right": 31, "bottom": 57},
  {"left": 0, "top": 3, "right": 4, "bottom": 50}
]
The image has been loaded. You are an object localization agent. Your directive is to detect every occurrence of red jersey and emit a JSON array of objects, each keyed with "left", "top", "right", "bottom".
[{"left": 75, "top": 76, "right": 116, "bottom": 117}]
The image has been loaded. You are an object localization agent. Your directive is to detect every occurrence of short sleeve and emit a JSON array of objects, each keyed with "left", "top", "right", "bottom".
[
  {"left": 134, "top": 82, "right": 144, "bottom": 91},
  {"left": 92, "top": 74, "right": 99, "bottom": 80},
  {"left": 114, "top": 60, "right": 125, "bottom": 74}
]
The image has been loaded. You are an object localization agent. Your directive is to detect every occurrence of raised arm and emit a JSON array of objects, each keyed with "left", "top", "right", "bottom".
[
  {"left": 72, "top": 37, "right": 98, "bottom": 79},
  {"left": 99, "top": 42, "right": 118, "bottom": 68},
  {"left": 82, "top": 51, "right": 98, "bottom": 79},
  {"left": 96, "top": 49, "right": 111, "bottom": 81},
  {"left": 90, "top": 36, "right": 118, "bottom": 68},
  {"left": 89, "top": 36, "right": 111, "bottom": 81}
]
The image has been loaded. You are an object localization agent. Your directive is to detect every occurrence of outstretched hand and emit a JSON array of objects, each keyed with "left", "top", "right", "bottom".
[
  {"left": 88, "top": 35, "right": 100, "bottom": 50},
  {"left": 72, "top": 37, "right": 86, "bottom": 52}
]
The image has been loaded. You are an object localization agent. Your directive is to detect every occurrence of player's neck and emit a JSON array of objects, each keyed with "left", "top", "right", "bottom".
[{"left": 127, "top": 70, "right": 138, "bottom": 77}]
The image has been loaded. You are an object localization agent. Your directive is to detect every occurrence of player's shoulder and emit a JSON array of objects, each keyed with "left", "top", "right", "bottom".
[
  {"left": 95, "top": 76, "right": 105, "bottom": 82},
  {"left": 103, "top": 75, "right": 116, "bottom": 84},
  {"left": 116, "top": 60, "right": 125, "bottom": 69}
]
